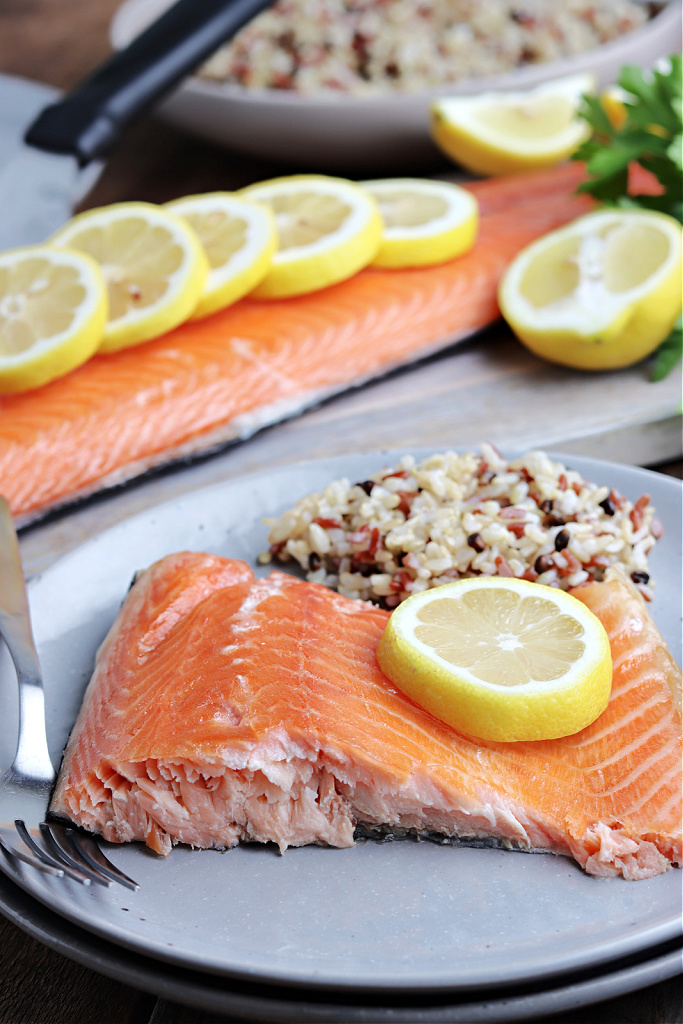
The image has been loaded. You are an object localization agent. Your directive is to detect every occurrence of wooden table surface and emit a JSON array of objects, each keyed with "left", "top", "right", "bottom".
[{"left": 0, "top": 3, "right": 681, "bottom": 1022}]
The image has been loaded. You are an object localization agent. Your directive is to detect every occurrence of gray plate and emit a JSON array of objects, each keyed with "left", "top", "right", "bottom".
[
  {"left": 0, "top": 871, "right": 680, "bottom": 1023},
  {"left": 1, "top": 451, "right": 681, "bottom": 993}
]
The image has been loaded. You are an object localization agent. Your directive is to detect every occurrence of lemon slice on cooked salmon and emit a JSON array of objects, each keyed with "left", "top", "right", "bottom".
[
  {"left": 165, "top": 192, "right": 277, "bottom": 318},
  {"left": 430, "top": 73, "right": 595, "bottom": 176},
  {"left": 0, "top": 245, "right": 107, "bottom": 393},
  {"left": 49, "top": 202, "right": 209, "bottom": 352},
  {"left": 360, "top": 178, "right": 479, "bottom": 268},
  {"left": 376, "top": 576, "right": 612, "bottom": 742},
  {"left": 238, "top": 175, "right": 382, "bottom": 298},
  {"left": 498, "top": 208, "right": 683, "bottom": 371}
]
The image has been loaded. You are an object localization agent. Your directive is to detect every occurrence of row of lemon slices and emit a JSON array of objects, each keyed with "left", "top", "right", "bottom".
[{"left": 0, "top": 175, "right": 479, "bottom": 393}]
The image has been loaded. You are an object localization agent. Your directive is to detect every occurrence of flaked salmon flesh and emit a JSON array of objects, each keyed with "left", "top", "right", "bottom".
[{"left": 50, "top": 553, "right": 682, "bottom": 880}]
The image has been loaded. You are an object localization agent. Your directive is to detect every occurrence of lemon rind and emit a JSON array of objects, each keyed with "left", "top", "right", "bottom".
[
  {"left": 240, "top": 175, "right": 383, "bottom": 298},
  {"left": 376, "top": 577, "right": 613, "bottom": 743},
  {"left": 498, "top": 210, "right": 683, "bottom": 368},
  {"left": 165, "top": 193, "right": 278, "bottom": 318},
  {"left": 0, "top": 246, "right": 106, "bottom": 362},
  {"left": 387, "top": 577, "right": 607, "bottom": 694},
  {"left": 500, "top": 210, "right": 682, "bottom": 333},
  {"left": 241, "top": 176, "right": 380, "bottom": 262},
  {"left": 359, "top": 179, "right": 479, "bottom": 268},
  {"left": 361, "top": 179, "right": 478, "bottom": 239},
  {"left": 0, "top": 245, "right": 108, "bottom": 393},
  {"left": 430, "top": 72, "right": 595, "bottom": 174},
  {"left": 431, "top": 72, "right": 595, "bottom": 155},
  {"left": 50, "top": 202, "right": 209, "bottom": 352}
]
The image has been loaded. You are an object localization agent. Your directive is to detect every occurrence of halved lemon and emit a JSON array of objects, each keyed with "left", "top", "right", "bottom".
[
  {"left": 238, "top": 175, "right": 382, "bottom": 298},
  {"left": 498, "top": 209, "right": 683, "bottom": 371},
  {"left": 165, "top": 192, "right": 277, "bottom": 318},
  {"left": 376, "top": 577, "right": 612, "bottom": 743},
  {"left": 360, "top": 178, "right": 479, "bottom": 268},
  {"left": 0, "top": 245, "right": 107, "bottom": 393},
  {"left": 50, "top": 202, "right": 209, "bottom": 352},
  {"left": 430, "top": 72, "right": 595, "bottom": 176}
]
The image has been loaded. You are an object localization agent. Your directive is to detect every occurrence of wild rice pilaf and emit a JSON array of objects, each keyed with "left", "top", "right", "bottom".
[
  {"left": 261, "top": 445, "right": 662, "bottom": 606},
  {"left": 201, "top": 0, "right": 650, "bottom": 95}
]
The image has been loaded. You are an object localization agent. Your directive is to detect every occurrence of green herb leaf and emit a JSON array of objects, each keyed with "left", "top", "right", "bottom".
[
  {"left": 572, "top": 56, "right": 683, "bottom": 380},
  {"left": 573, "top": 54, "right": 683, "bottom": 223},
  {"left": 667, "top": 135, "right": 683, "bottom": 171},
  {"left": 650, "top": 317, "right": 682, "bottom": 383}
]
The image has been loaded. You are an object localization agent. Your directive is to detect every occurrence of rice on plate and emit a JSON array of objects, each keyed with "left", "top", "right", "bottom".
[
  {"left": 261, "top": 444, "right": 661, "bottom": 607},
  {"left": 201, "top": 0, "right": 651, "bottom": 95}
]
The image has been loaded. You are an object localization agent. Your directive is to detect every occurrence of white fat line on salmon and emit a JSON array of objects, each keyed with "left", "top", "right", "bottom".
[
  {"left": 597, "top": 739, "right": 680, "bottom": 800},
  {"left": 563, "top": 694, "right": 667, "bottom": 748},
  {"left": 230, "top": 337, "right": 299, "bottom": 390},
  {"left": 228, "top": 575, "right": 290, "bottom": 632},
  {"left": 228, "top": 386, "right": 332, "bottom": 438},
  {"left": 329, "top": 593, "right": 376, "bottom": 615},
  {"left": 623, "top": 760, "right": 683, "bottom": 820},
  {"left": 654, "top": 787, "right": 683, "bottom": 822}
]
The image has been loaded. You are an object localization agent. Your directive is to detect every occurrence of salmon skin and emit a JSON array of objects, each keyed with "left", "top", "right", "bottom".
[
  {"left": 0, "top": 163, "right": 595, "bottom": 525},
  {"left": 50, "top": 554, "right": 682, "bottom": 880}
]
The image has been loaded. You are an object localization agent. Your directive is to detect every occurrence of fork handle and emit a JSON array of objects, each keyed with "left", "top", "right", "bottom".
[{"left": 0, "top": 497, "right": 54, "bottom": 781}]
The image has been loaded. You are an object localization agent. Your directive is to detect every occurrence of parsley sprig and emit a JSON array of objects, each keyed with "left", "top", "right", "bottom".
[{"left": 572, "top": 56, "right": 682, "bottom": 380}]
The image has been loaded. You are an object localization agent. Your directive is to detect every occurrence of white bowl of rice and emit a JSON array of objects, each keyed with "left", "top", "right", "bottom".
[{"left": 111, "top": 0, "right": 680, "bottom": 172}]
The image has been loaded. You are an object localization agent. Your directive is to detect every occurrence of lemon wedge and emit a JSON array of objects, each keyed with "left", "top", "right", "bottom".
[
  {"left": 498, "top": 209, "right": 683, "bottom": 371},
  {"left": 238, "top": 175, "right": 382, "bottom": 298},
  {"left": 49, "top": 202, "right": 209, "bottom": 352},
  {"left": 165, "top": 192, "right": 277, "bottom": 318},
  {"left": 599, "top": 85, "right": 629, "bottom": 130},
  {"left": 430, "top": 73, "right": 595, "bottom": 176},
  {"left": 360, "top": 178, "right": 479, "bottom": 268},
  {"left": 0, "top": 245, "right": 107, "bottom": 393},
  {"left": 376, "top": 577, "right": 612, "bottom": 743}
]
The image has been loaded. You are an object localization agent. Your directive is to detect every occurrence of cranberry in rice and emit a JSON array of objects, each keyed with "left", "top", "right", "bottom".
[{"left": 261, "top": 444, "right": 662, "bottom": 607}]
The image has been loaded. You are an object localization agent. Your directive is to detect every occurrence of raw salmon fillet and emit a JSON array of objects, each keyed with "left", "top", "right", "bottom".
[
  {"left": 50, "top": 554, "right": 682, "bottom": 880},
  {"left": 0, "top": 163, "right": 595, "bottom": 524}
]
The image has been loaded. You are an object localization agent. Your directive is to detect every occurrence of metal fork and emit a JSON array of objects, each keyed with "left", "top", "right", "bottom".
[{"left": 0, "top": 496, "right": 137, "bottom": 889}]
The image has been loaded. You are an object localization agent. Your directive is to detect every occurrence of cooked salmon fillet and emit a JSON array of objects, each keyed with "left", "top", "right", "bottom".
[
  {"left": 50, "top": 554, "right": 682, "bottom": 880},
  {"left": 0, "top": 163, "right": 596, "bottom": 524}
]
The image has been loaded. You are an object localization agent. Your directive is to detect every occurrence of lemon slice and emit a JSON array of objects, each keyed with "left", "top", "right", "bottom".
[
  {"left": 430, "top": 73, "right": 595, "bottom": 176},
  {"left": 50, "top": 202, "right": 209, "bottom": 352},
  {"left": 360, "top": 178, "right": 479, "bottom": 268},
  {"left": 165, "top": 192, "right": 277, "bottom": 318},
  {"left": 498, "top": 209, "right": 683, "bottom": 371},
  {"left": 238, "top": 175, "right": 382, "bottom": 298},
  {"left": 0, "top": 245, "right": 107, "bottom": 393},
  {"left": 376, "top": 577, "right": 612, "bottom": 743}
]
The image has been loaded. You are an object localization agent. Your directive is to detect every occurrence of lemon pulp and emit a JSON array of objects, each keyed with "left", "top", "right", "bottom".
[
  {"left": 498, "top": 209, "right": 683, "bottom": 370},
  {"left": 376, "top": 577, "right": 612, "bottom": 742},
  {"left": 0, "top": 245, "right": 107, "bottom": 393},
  {"left": 166, "top": 193, "right": 277, "bottom": 317},
  {"left": 239, "top": 175, "right": 382, "bottom": 298},
  {"left": 430, "top": 72, "right": 595, "bottom": 176},
  {"left": 361, "top": 178, "right": 479, "bottom": 268},
  {"left": 50, "top": 202, "right": 209, "bottom": 352}
]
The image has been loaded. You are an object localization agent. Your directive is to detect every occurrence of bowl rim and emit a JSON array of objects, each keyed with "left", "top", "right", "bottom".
[{"left": 111, "top": 0, "right": 680, "bottom": 110}]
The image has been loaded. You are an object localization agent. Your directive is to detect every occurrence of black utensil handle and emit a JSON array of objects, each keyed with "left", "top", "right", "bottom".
[{"left": 24, "top": 0, "right": 274, "bottom": 164}]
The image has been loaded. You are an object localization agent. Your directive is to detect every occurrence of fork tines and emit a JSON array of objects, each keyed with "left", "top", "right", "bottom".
[{"left": 2, "top": 820, "right": 138, "bottom": 889}]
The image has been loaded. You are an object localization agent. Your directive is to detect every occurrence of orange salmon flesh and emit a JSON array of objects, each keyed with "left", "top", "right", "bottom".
[
  {"left": 0, "top": 163, "right": 599, "bottom": 524},
  {"left": 50, "top": 554, "right": 682, "bottom": 880}
]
